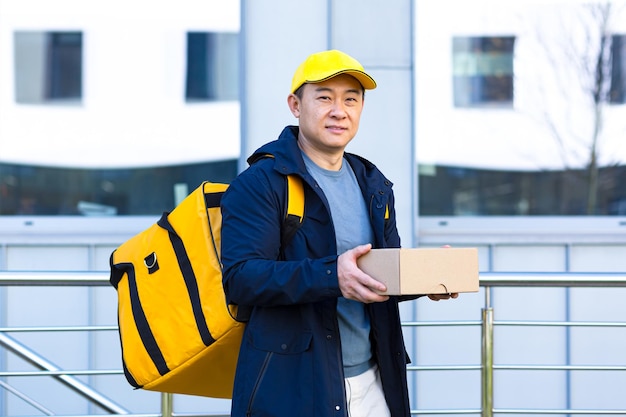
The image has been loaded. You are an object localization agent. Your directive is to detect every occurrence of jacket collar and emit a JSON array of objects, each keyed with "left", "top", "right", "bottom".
[
  {"left": 247, "top": 125, "right": 393, "bottom": 190},
  {"left": 247, "top": 126, "right": 308, "bottom": 176}
]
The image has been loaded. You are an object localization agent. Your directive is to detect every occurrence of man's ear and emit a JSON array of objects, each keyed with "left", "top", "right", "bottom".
[{"left": 287, "top": 94, "right": 301, "bottom": 118}]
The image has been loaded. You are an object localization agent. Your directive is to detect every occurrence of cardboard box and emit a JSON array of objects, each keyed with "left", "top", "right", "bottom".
[{"left": 356, "top": 248, "right": 479, "bottom": 295}]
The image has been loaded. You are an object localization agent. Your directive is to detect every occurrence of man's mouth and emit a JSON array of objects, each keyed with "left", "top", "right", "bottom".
[{"left": 327, "top": 125, "right": 347, "bottom": 132}]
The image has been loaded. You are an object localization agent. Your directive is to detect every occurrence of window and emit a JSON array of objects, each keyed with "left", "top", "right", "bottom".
[
  {"left": 610, "top": 34, "right": 626, "bottom": 104},
  {"left": 419, "top": 165, "right": 626, "bottom": 216},
  {"left": 14, "top": 31, "right": 83, "bottom": 104},
  {"left": 0, "top": 160, "right": 237, "bottom": 216},
  {"left": 452, "top": 36, "right": 515, "bottom": 107},
  {"left": 185, "top": 32, "right": 239, "bottom": 101}
]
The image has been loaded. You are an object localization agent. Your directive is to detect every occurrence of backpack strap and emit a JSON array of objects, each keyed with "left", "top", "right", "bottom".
[
  {"left": 282, "top": 174, "right": 304, "bottom": 248},
  {"left": 286, "top": 174, "right": 304, "bottom": 223},
  {"left": 249, "top": 152, "right": 305, "bottom": 246}
]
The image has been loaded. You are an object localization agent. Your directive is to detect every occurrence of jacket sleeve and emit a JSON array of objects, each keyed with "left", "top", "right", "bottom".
[{"left": 220, "top": 167, "right": 342, "bottom": 307}]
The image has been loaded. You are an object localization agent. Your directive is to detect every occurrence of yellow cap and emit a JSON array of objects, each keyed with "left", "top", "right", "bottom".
[{"left": 290, "top": 50, "right": 377, "bottom": 93}]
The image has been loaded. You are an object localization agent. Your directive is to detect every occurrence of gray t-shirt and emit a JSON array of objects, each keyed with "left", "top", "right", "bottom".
[{"left": 302, "top": 152, "right": 375, "bottom": 377}]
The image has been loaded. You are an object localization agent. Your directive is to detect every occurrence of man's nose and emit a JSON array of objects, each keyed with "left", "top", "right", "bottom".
[{"left": 329, "top": 102, "right": 347, "bottom": 117}]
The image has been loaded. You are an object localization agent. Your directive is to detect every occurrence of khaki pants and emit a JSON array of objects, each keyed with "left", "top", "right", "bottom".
[{"left": 344, "top": 365, "right": 391, "bottom": 417}]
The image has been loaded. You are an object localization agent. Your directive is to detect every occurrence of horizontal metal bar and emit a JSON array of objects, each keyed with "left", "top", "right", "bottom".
[
  {"left": 494, "top": 364, "right": 626, "bottom": 371},
  {"left": 12, "top": 414, "right": 161, "bottom": 417},
  {"left": 7, "top": 413, "right": 232, "bottom": 417},
  {"left": 172, "top": 414, "right": 232, "bottom": 417},
  {"left": 403, "top": 320, "right": 482, "bottom": 327},
  {"left": 479, "top": 272, "right": 626, "bottom": 287},
  {"left": 0, "top": 369, "right": 123, "bottom": 377},
  {"left": 0, "top": 325, "right": 118, "bottom": 333},
  {"left": 408, "top": 363, "right": 626, "bottom": 374},
  {"left": 493, "top": 409, "right": 626, "bottom": 415},
  {"left": 411, "top": 409, "right": 482, "bottom": 415},
  {"left": 0, "top": 271, "right": 110, "bottom": 286},
  {"left": 404, "top": 320, "right": 626, "bottom": 328},
  {"left": 0, "top": 325, "right": 117, "bottom": 332},
  {"left": 408, "top": 365, "right": 481, "bottom": 371},
  {"left": 2, "top": 271, "right": 626, "bottom": 287},
  {"left": 11, "top": 321, "right": 622, "bottom": 333},
  {"left": 494, "top": 320, "right": 626, "bottom": 327},
  {"left": 408, "top": 364, "right": 626, "bottom": 372}
]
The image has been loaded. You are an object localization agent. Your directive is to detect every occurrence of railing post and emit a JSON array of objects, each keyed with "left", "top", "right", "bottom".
[
  {"left": 161, "top": 392, "right": 173, "bottom": 417},
  {"left": 481, "top": 288, "right": 494, "bottom": 417}
]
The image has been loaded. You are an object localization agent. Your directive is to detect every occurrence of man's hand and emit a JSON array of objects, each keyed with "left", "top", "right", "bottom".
[
  {"left": 427, "top": 293, "right": 459, "bottom": 301},
  {"left": 337, "top": 244, "right": 389, "bottom": 303}
]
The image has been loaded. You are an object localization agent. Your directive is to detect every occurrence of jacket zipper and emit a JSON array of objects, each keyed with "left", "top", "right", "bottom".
[
  {"left": 333, "top": 300, "right": 349, "bottom": 417},
  {"left": 246, "top": 351, "right": 273, "bottom": 416}
]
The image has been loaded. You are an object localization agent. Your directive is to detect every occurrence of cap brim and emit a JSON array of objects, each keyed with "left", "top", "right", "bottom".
[
  {"left": 317, "top": 70, "right": 377, "bottom": 90},
  {"left": 295, "top": 69, "right": 377, "bottom": 93}
]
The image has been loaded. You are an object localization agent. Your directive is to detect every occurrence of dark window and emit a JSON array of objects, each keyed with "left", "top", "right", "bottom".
[
  {"left": 14, "top": 31, "right": 83, "bottom": 104},
  {"left": 419, "top": 165, "right": 626, "bottom": 216},
  {"left": 452, "top": 36, "right": 515, "bottom": 107},
  {"left": 185, "top": 32, "right": 239, "bottom": 101},
  {"left": 610, "top": 34, "right": 626, "bottom": 104},
  {"left": 0, "top": 160, "right": 237, "bottom": 216}
]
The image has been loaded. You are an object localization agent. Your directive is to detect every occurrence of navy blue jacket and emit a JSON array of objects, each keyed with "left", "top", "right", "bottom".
[{"left": 221, "top": 126, "right": 411, "bottom": 417}]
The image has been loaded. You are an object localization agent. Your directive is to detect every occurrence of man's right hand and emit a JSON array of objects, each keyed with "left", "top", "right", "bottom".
[{"left": 337, "top": 244, "right": 389, "bottom": 303}]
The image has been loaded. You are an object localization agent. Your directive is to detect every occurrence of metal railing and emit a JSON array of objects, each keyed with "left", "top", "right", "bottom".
[{"left": 1, "top": 271, "right": 626, "bottom": 417}]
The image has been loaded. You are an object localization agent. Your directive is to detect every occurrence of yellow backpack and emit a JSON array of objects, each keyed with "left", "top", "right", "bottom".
[{"left": 109, "top": 176, "right": 304, "bottom": 398}]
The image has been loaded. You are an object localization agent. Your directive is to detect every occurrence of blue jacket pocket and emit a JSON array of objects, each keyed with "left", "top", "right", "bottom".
[{"left": 250, "top": 329, "right": 312, "bottom": 355}]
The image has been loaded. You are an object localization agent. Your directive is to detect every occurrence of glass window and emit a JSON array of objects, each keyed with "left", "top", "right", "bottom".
[
  {"left": 610, "top": 34, "right": 626, "bottom": 104},
  {"left": 14, "top": 31, "right": 83, "bottom": 104},
  {"left": 0, "top": 160, "right": 237, "bottom": 216},
  {"left": 419, "top": 166, "right": 626, "bottom": 216},
  {"left": 185, "top": 32, "right": 239, "bottom": 101},
  {"left": 452, "top": 36, "right": 515, "bottom": 108}
]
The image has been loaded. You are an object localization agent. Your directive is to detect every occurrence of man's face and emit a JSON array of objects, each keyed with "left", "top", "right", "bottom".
[{"left": 288, "top": 73, "right": 364, "bottom": 156}]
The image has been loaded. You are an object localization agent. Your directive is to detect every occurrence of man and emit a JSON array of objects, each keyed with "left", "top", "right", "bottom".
[{"left": 221, "top": 49, "right": 458, "bottom": 417}]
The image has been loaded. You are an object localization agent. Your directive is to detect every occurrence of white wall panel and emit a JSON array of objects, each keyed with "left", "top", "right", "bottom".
[
  {"left": 570, "top": 244, "right": 626, "bottom": 272},
  {"left": 7, "top": 245, "right": 89, "bottom": 270},
  {"left": 493, "top": 244, "right": 567, "bottom": 272},
  {"left": 330, "top": 0, "right": 412, "bottom": 66}
]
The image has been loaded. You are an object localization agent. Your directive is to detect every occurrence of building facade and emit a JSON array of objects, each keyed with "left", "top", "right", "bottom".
[{"left": 1, "top": 0, "right": 625, "bottom": 415}]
